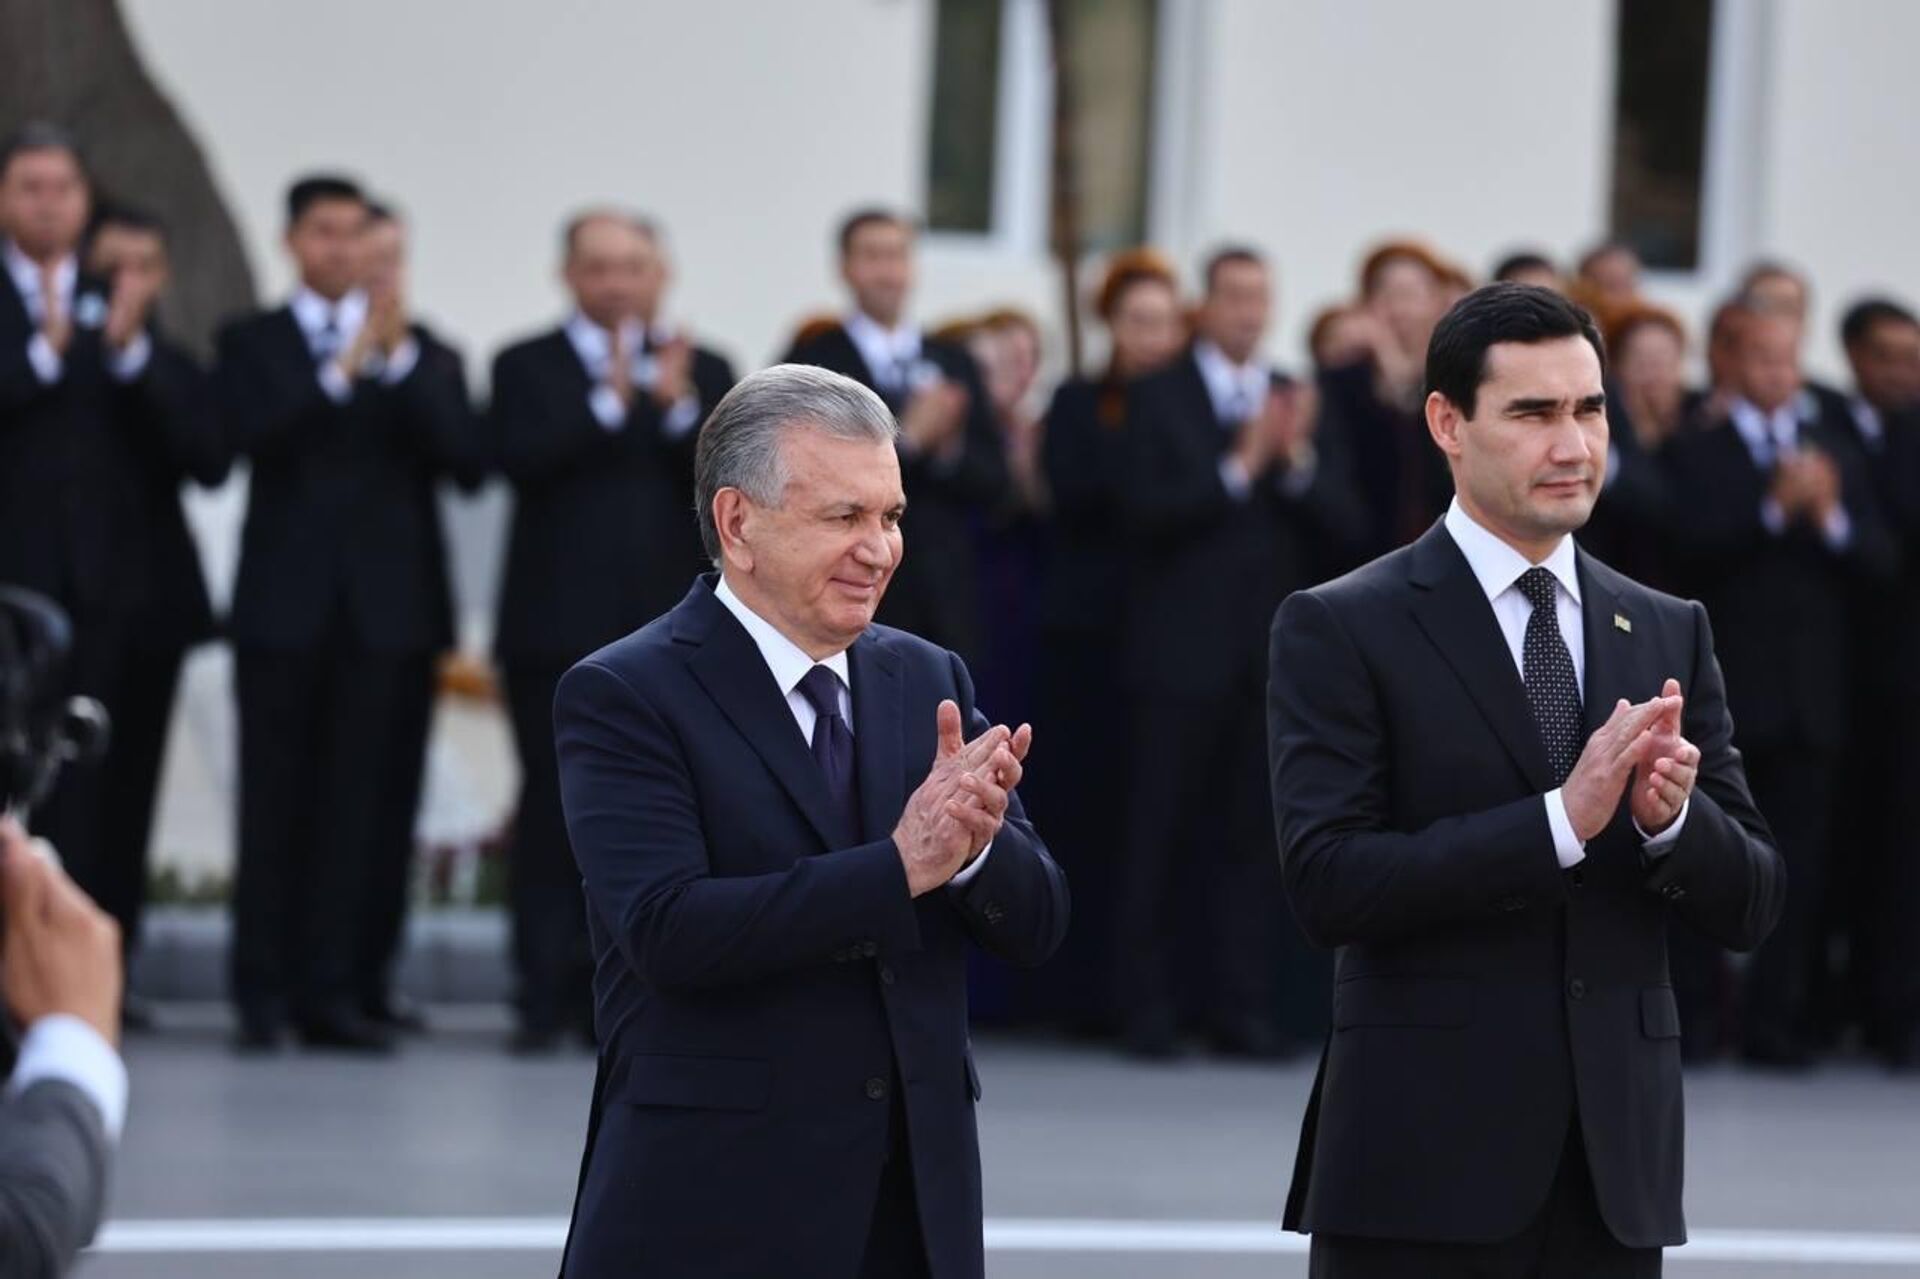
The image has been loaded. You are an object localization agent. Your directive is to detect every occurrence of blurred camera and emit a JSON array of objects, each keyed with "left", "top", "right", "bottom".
[{"left": 0, "top": 586, "right": 110, "bottom": 822}]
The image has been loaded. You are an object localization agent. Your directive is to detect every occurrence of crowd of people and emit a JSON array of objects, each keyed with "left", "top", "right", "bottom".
[{"left": 4, "top": 119, "right": 1917, "bottom": 1072}]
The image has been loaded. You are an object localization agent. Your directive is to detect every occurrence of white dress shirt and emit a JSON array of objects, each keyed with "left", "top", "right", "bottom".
[
  {"left": 1443, "top": 499, "right": 1687, "bottom": 868},
  {"left": 843, "top": 309, "right": 928, "bottom": 398},
  {"left": 714, "top": 576, "right": 990, "bottom": 887},
  {"left": 563, "top": 312, "right": 700, "bottom": 437},
  {"left": 289, "top": 285, "right": 418, "bottom": 404},
  {"left": 1727, "top": 395, "right": 1852, "bottom": 549},
  {"left": 5, "top": 238, "right": 150, "bottom": 384},
  {"left": 6, "top": 1014, "right": 129, "bottom": 1142},
  {"left": 1192, "top": 339, "right": 1314, "bottom": 500}
]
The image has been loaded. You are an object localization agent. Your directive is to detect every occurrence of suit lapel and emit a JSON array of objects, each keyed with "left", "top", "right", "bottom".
[
  {"left": 1406, "top": 524, "right": 1557, "bottom": 793},
  {"left": 677, "top": 582, "right": 843, "bottom": 851},
  {"left": 848, "top": 632, "right": 906, "bottom": 845},
  {"left": 1577, "top": 551, "right": 1640, "bottom": 737}
]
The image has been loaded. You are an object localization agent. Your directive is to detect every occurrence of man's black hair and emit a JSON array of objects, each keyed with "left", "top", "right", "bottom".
[
  {"left": 1425, "top": 283, "right": 1606, "bottom": 418},
  {"left": 0, "top": 121, "right": 85, "bottom": 184},
  {"left": 1839, "top": 296, "right": 1920, "bottom": 349},
  {"left": 837, "top": 206, "right": 914, "bottom": 256},
  {"left": 1492, "top": 250, "right": 1556, "bottom": 282},
  {"left": 285, "top": 173, "right": 366, "bottom": 227},
  {"left": 1201, "top": 243, "right": 1265, "bottom": 294}
]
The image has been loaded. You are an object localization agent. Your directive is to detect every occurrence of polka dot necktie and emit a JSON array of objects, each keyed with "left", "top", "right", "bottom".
[{"left": 1517, "top": 567, "right": 1581, "bottom": 784}]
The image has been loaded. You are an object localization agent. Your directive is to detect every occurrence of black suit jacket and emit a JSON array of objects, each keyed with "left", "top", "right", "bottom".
[
  {"left": 783, "top": 324, "right": 1008, "bottom": 659},
  {"left": 1038, "top": 375, "right": 1129, "bottom": 634},
  {"left": 553, "top": 577, "right": 1068, "bottom": 1279},
  {"left": 1316, "top": 357, "right": 1453, "bottom": 562},
  {"left": 492, "top": 328, "right": 734, "bottom": 663},
  {"left": 1661, "top": 397, "right": 1895, "bottom": 752},
  {"left": 1, "top": 270, "right": 225, "bottom": 636},
  {"left": 216, "top": 307, "right": 482, "bottom": 654},
  {"left": 1123, "top": 348, "right": 1365, "bottom": 697},
  {"left": 1269, "top": 522, "right": 1784, "bottom": 1248}
]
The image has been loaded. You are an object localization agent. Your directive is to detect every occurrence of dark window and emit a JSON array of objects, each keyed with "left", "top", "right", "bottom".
[
  {"left": 926, "top": 0, "right": 1004, "bottom": 234},
  {"left": 1609, "top": 0, "right": 1715, "bottom": 270}
]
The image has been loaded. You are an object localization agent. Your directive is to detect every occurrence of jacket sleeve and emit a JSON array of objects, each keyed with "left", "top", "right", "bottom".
[
  {"left": 1269, "top": 589, "right": 1571, "bottom": 949},
  {"left": 0, "top": 1081, "right": 111, "bottom": 1279},
  {"left": 555, "top": 660, "right": 924, "bottom": 992},
  {"left": 382, "top": 334, "right": 487, "bottom": 490},
  {"left": 118, "top": 338, "right": 231, "bottom": 487},
  {"left": 491, "top": 347, "right": 670, "bottom": 487},
  {"left": 1639, "top": 601, "right": 1788, "bottom": 951}
]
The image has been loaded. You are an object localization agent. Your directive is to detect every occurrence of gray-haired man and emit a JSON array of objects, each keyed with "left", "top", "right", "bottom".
[{"left": 551, "top": 364, "right": 1068, "bottom": 1279}]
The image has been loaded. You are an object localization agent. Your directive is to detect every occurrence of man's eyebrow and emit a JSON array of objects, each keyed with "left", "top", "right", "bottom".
[
  {"left": 1577, "top": 392, "right": 1607, "bottom": 410},
  {"left": 1502, "top": 397, "right": 1562, "bottom": 414}
]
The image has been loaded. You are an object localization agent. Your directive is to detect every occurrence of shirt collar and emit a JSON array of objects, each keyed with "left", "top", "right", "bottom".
[
  {"left": 3, "top": 240, "right": 77, "bottom": 312},
  {"left": 1443, "top": 497, "right": 1581, "bottom": 607},
  {"left": 1728, "top": 396, "right": 1799, "bottom": 456},
  {"left": 564, "top": 312, "right": 644, "bottom": 369},
  {"left": 844, "top": 309, "right": 920, "bottom": 370},
  {"left": 1192, "top": 339, "right": 1270, "bottom": 412},
  {"left": 290, "top": 286, "right": 367, "bottom": 340},
  {"left": 714, "top": 575, "right": 852, "bottom": 699}
]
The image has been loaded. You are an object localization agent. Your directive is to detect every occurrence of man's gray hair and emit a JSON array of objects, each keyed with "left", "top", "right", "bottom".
[{"left": 694, "top": 363, "right": 900, "bottom": 564}]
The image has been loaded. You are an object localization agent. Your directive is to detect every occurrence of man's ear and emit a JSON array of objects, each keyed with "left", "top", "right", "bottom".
[
  {"left": 712, "top": 488, "right": 755, "bottom": 573},
  {"left": 1426, "top": 390, "right": 1465, "bottom": 461}
]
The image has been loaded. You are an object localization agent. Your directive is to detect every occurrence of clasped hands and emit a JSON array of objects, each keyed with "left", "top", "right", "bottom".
[
  {"left": 1562, "top": 678, "right": 1700, "bottom": 842},
  {"left": 892, "top": 702, "right": 1030, "bottom": 896}
]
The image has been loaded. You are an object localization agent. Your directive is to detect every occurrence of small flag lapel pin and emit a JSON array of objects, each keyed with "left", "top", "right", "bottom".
[{"left": 1613, "top": 613, "right": 1632, "bottom": 634}]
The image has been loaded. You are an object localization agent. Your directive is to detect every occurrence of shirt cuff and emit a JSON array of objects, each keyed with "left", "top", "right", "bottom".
[
  {"left": 7, "top": 1014, "right": 128, "bottom": 1142},
  {"left": 588, "top": 385, "right": 627, "bottom": 430},
  {"left": 1760, "top": 496, "right": 1788, "bottom": 536},
  {"left": 379, "top": 336, "right": 420, "bottom": 385},
  {"left": 1820, "top": 504, "right": 1853, "bottom": 551},
  {"left": 1218, "top": 455, "right": 1253, "bottom": 500},
  {"left": 1634, "top": 795, "right": 1691, "bottom": 857},
  {"left": 107, "top": 331, "right": 152, "bottom": 382},
  {"left": 1275, "top": 444, "right": 1318, "bottom": 497},
  {"left": 317, "top": 360, "right": 353, "bottom": 404},
  {"left": 948, "top": 841, "right": 993, "bottom": 889},
  {"left": 660, "top": 394, "right": 701, "bottom": 439},
  {"left": 26, "top": 332, "right": 63, "bottom": 384},
  {"left": 1543, "top": 788, "right": 1587, "bottom": 869}
]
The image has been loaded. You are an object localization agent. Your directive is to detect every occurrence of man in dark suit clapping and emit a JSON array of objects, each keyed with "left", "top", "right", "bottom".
[{"left": 1271, "top": 284, "right": 1784, "bottom": 1275}]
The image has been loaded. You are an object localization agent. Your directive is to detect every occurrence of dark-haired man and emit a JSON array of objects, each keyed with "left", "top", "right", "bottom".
[
  {"left": 216, "top": 174, "right": 482, "bottom": 1053},
  {"left": 782, "top": 208, "right": 1007, "bottom": 661},
  {"left": 491, "top": 209, "right": 735, "bottom": 1051},
  {"left": 1, "top": 127, "right": 226, "bottom": 1009},
  {"left": 1272, "top": 283, "right": 1783, "bottom": 1274},
  {"left": 1116, "top": 245, "right": 1363, "bottom": 1059},
  {"left": 1832, "top": 297, "right": 1920, "bottom": 1067}
]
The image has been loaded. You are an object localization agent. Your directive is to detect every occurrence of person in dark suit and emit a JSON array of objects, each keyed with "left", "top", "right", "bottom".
[
  {"left": 0, "top": 127, "right": 226, "bottom": 1009},
  {"left": 1115, "top": 245, "right": 1365, "bottom": 1059},
  {"left": 216, "top": 174, "right": 483, "bottom": 1054},
  {"left": 552, "top": 364, "right": 1067, "bottom": 1278},
  {"left": 1271, "top": 284, "right": 1785, "bottom": 1276},
  {"left": 782, "top": 208, "right": 1008, "bottom": 661},
  {"left": 1832, "top": 297, "right": 1920, "bottom": 1068},
  {"left": 1663, "top": 303, "right": 1893, "bottom": 1068},
  {"left": 78, "top": 204, "right": 229, "bottom": 1024},
  {"left": 492, "top": 209, "right": 736, "bottom": 1052},
  {"left": 1029, "top": 248, "right": 1184, "bottom": 1035}
]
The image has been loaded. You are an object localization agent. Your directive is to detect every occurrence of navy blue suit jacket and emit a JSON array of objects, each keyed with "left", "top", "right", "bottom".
[{"left": 554, "top": 577, "right": 1069, "bottom": 1279}]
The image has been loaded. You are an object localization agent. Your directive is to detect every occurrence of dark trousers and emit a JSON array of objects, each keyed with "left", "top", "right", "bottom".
[
  {"left": 1830, "top": 691, "right": 1920, "bottom": 1055},
  {"left": 1739, "top": 742, "right": 1836, "bottom": 1053},
  {"left": 35, "top": 619, "right": 187, "bottom": 962},
  {"left": 355, "top": 653, "right": 436, "bottom": 1011},
  {"left": 1310, "top": 1124, "right": 1661, "bottom": 1277},
  {"left": 1115, "top": 670, "right": 1290, "bottom": 1034},
  {"left": 231, "top": 644, "right": 428, "bottom": 1025},
  {"left": 504, "top": 660, "right": 594, "bottom": 1035},
  {"left": 858, "top": 1075, "right": 930, "bottom": 1279}
]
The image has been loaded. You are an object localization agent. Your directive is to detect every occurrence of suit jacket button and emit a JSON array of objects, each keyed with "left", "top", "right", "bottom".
[
  {"left": 865, "top": 1077, "right": 888, "bottom": 1102},
  {"left": 1567, "top": 978, "right": 1587, "bottom": 1001},
  {"left": 861, "top": 941, "right": 879, "bottom": 958},
  {"left": 879, "top": 964, "right": 896, "bottom": 985},
  {"left": 1663, "top": 884, "right": 1687, "bottom": 901}
]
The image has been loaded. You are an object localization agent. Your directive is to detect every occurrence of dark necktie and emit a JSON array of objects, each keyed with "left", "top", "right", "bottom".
[
  {"left": 314, "top": 313, "right": 341, "bottom": 366},
  {"left": 1517, "top": 566, "right": 1581, "bottom": 784},
  {"left": 798, "top": 665, "right": 861, "bottom": 844}
]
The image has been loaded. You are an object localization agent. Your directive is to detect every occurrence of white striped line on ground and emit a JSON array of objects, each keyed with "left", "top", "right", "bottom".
[{"left": 90, "top": 1218, "right": 1920, "bottom": 1265}]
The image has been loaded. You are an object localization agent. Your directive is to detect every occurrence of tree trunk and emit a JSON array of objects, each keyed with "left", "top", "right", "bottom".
[{"left": 1, "top": 0, "right": 255, "bottom": 358}]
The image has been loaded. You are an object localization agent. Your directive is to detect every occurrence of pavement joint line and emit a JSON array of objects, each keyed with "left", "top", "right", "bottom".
[{"left": 90, "top": 1218, "right": 1920, "bottom": 1264}]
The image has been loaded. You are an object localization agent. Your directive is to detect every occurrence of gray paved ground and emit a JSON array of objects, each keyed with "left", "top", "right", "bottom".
[{"left": 77, "top": 1009, "right": 1920, "bottom": 1278}]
